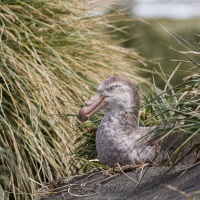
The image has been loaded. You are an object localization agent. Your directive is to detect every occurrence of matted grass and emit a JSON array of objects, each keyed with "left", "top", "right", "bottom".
[{"left": 0, "top": 0, "right": 145, "bottom": 199}]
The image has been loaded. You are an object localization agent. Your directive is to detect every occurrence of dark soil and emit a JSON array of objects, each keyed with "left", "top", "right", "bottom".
[{"left": 37, "top": 164, "right": 200, "bottom": 200}]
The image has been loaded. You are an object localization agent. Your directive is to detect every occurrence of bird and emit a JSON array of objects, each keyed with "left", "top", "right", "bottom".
[{"left": 78, "top": 76, "right": 197, "bottom": 168}]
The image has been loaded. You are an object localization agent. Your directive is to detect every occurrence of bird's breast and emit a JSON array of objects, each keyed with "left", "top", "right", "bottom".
[
  {"left": 95, "top": 121, "right": 159, "bottom": 167},
  {"left": 96, "top": 123, "right": 135, "bottom": 167}
]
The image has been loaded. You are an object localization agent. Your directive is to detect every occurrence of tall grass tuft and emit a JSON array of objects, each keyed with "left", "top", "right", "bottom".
[
  {"left": 140, "top": 71, "right": 200, "bottom": 166},
  {"left": 0, "top": 0, "right": 145, "bottom": 199}
]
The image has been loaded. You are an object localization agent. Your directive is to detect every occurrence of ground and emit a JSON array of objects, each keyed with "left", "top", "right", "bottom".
[{"left": 37, "top": 164, "right": 200, "bottom": 200}]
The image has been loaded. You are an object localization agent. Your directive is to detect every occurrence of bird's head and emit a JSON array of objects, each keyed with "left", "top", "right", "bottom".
[{"left": 78, "top": 76, "right": 140, "bottom": 122}]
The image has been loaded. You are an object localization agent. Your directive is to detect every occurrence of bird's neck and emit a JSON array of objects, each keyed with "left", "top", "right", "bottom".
[{"left": 100, "top": 108, "right": 138, "bottom": 134}]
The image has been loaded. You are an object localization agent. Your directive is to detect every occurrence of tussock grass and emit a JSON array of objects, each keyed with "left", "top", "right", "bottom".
[
  {"left": 141, "top": 71, "right": 200, "bottom": 165},
  {"left": 140, "top": 32, "right": 200, "bottom": 165},
  {"left": 0, "top": 0, "right": 145, "bottom": 199}
]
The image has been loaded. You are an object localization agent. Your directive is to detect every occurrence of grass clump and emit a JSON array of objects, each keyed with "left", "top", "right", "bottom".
[
  {"left": 141, "top": 71, "right": 200, "bottom": 166},
  {"left": 0, "top": 1, "right": 145, "bottom": 199}
]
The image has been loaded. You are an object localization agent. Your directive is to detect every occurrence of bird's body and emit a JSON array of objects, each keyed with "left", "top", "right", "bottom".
[
  {"left": 78, "top": 76, "right": 196, "bottom": 167},
  {"left": 96, "top": 116, "right": 156, "bottom": 166},
  {"left": 96, "top": 120, "right": 155, "bottom": 167}
]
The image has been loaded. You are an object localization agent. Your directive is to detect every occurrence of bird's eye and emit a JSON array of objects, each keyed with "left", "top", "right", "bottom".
[{"left": 108, "top": 85, "right": 118, "bottom": 91}]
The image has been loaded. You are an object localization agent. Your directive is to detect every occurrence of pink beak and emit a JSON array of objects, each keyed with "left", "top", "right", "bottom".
[{"left": 78, "top": 93, "right": 107, "bottom": 122}]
